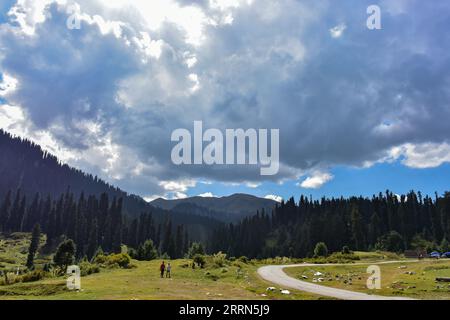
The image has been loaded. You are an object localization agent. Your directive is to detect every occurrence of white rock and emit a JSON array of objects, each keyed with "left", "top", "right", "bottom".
[{"left": 280, "top": 290, "right": 290, "bottom": 295}]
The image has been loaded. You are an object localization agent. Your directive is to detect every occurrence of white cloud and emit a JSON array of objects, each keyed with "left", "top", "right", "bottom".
[
  {"left": 298, "top": 172, "right": 333, "bottom": 189},
  {"left": 198, "top": 192, "right": 216, "bottom": 197},
  {"left": 97, "top": 0, "right": 210, "bottom": 45},
  {"left": 390, "top": 143, "right": 450, "bottom": 169},
  {"left": 246, "top": 182, "right": 261, "bottom": 188},
  {"left": 329, "top": 23, "right": 346, "bottom": 38},
  {"left": 264, "top": 194, "right": 283, "bottom": 202},
  {"left": 1, "top": 0, "right": 449, "bottom": 199},
  {"left": 172, "top": 192, "right": 188, "bottom": 199},
  {"left": 0, "top": 73, "right": 18, "bottom": 96},
  {"left": 159, "top": 179, "right": 197, "bottom": 192}
]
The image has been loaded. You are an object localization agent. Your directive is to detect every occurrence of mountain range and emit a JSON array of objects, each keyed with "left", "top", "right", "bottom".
[{"left": 151, "top": 194, "right": 277, "bottom": 222}]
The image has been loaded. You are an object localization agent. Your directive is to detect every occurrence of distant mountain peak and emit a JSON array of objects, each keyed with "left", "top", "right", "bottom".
[{"left": 150, "top": 193, "right": 277, "bottom": 222}]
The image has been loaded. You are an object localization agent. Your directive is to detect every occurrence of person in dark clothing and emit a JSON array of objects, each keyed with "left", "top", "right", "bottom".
[{"left": 160, "top": 261, "right": 165, "bottom": 278}]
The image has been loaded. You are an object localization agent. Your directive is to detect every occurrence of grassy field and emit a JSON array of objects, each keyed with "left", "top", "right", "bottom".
[
  {"left": 284, "top": 259, "right": 450, "bottom": 300},
  {"left": 0, "top": 233, "right": 49, "bottom": 271},
  {"left": 0, "top": 233, "right": 321, "bottom": 300},
  {"left": 2, "top": 232, "right": 449, "bottom": 300},
  {"left": 0, "top": 259, "right": 326, "bottom": 300}
]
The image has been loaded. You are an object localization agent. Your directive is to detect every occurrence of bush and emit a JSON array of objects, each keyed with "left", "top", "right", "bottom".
[
  {"left": 440, "top": 238, "right": 449, "bottom": 252},
  {"left": 93, "top": 254, "right": 107, "bottom": 264},
  {"left": 375, "top": 231, "right": 404, "bottom": 253},
  {"left": 79, "top": 260, "right": 100, "bottom": 276},
  {"left": 94, "top": 253, "right": 132, "bottom": 269},
  {"left": 187, "top": 242, "right": 205, "bottom": 258},
  {"left": 133, "top": 240, "right": 158, "bottom": 261},
  {"left": 193, "top": 254, "right": 206, "bottom": 268},
  {"left": 107, "top": 253, "right": 131, "bottom": 268},
  {"left": 238, "top": 256, "right": 249, "bottom": 264},
  {"left": 314, "top": 242, "right": 328, "bottom": 257},
  {"left": 160, "top": 252, "right": 170, "bottom": 260},
  {"left": 212, "top": 252, "right": 227, "bottom": 268},
  {"left": 21, "top": 270, "right": 48, "bottom": 283},
  {"left": 204, "top": 271, "right": 220, "bottom": 281},
  {"left": 342, "top": 246, "right": 351, "bottom": 254}
]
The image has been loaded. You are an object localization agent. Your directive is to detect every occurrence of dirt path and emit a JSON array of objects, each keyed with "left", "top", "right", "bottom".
[{"left": 258, "top": 261, "right": 418, "bottom": 300}]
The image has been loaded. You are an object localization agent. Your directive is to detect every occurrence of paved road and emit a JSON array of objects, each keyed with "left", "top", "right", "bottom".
[{"left": 258, "top": 261, "right": 418, "bottom": 300}]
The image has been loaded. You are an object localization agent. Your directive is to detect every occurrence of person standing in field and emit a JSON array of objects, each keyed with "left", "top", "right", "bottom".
[
  {"left": 166, "top": 262, "right": 172, "bottom": 278},
  {"left": 160, "top": 261, "right": 165, "bottom": 278}
]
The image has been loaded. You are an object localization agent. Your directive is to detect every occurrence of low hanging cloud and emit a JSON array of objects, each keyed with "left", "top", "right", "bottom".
[
  {"left": 298, "top": 172, "right": 334, "bottom": 189},
  {"left": 0, "top": 0, "right": 450, "bottom": 198},
  {"left": 264, "top": 194, "right": 283, "bottom": 203}
]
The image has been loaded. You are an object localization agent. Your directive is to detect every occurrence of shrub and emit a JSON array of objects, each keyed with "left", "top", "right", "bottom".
[
  {"left": 93, "top": 254, "right": 107, "bottom": 264},
  {"left": 79, "top": 260, "right": 100, "bottom": 276},
  {"left": 193, "top": 254, "right": 206, "bottom": 268},
  {"left": 314, "top": 242, "right": 328, "bottom": 257},
  {"left": 106, "top": 253, "right": 131, "bottom": 268},
  {"left": 204, "top": 271, "right": 220, "bottom": 281},
  {"left": 187, "top": 242, "right": 205, "bottom": 258},
  {"left": 375, "top": 231, "right": 404, "bottom": 253},
  {"left": 440, "top": 238, "right": 449, "bottom": 252},
  {"left": 132, "top": 240, "right": 158, "bottom": 261},
  {"left": 342, "top": 246, "right": 351, "bottom": 254},
  {"left": 93, "top": 253, "right": 132, "bottom": 269},
  {"left": 21, "top": 270, "right": 48, "bottom": 283},
  {"left": 212, "top": 252, "right": 227, "bottom": 268},
  {"left": 238, "top": 256, "right": 249, "bottom": 264},
  {"left": 160, "top": 252, "right": 170, "bottom": 260}
]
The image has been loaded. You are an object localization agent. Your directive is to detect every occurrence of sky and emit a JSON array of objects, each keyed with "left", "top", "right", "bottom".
[{"left": 0, "top": 0, "right": 449, "bottom": 202}]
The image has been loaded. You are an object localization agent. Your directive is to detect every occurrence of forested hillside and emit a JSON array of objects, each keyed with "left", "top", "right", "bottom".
[
  {"left": 210, "top": 192, "right": 450, "bottom": 258},
  {"left": 0, "top": 130, "right": 221, "bottom": 256},
  {"left": 0, "top": 129, "right": 154, "bottom": 217},
  {"left": 151, "top": 194, "right": 277, "bottom": 222},
  {"left": 0, "top": 188, "right": 221, "bottom": 259}
]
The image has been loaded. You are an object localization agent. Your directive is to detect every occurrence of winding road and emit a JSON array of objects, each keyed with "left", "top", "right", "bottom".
[{"left": 258, "top": 261, "right": 418, "bottom": 300}]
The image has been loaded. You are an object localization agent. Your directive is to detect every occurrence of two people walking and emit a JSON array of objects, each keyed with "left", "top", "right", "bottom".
[{"left": 159, "top": 261, "right": 172, "bottom": 278}]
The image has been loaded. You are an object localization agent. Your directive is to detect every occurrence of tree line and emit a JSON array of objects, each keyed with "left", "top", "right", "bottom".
[
  {"left": 209, "top": 191, "right": 450, "bottom": 258},
  {"left": 0, "top": 188, "right": 191, "bottom": 260}
]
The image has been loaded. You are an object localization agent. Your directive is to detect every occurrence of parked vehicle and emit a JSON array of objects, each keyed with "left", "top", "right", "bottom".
[
  {"left": 441, "top": 252, "right": 450, "bottom": 258},
  {"left": 430, "top": 251, "right": 441, "bottom": 259}
]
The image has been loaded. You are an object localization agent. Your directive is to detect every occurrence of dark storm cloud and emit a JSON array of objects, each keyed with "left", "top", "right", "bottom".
[{"left": 0, "top": 0, "right": 449, "bottom": 197}]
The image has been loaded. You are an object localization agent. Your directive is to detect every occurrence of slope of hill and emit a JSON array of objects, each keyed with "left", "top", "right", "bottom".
[
  {"left": 151, "top": 193, "right": 277, "bottom": 222},
  {"left": 0, "top": 129, "right": 149, "bottom": 217},
  {"left": 0, "top": 130, "right": 223, "bottom": 243}
]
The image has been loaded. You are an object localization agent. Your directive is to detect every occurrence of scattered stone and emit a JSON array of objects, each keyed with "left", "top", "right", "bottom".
[
  {"left": 398, "top": 266, "right": 407, "bottom": 269},
  {"left": 318, "top": 278, "right": 324, "bottom": 282},
  {"left": 266, "top": 287, "right": 276, "bottom": 291},
  {"left": 301, "top": 275, "right": 308, "bottom": 279},
  {"left": 280, "top": 289, "right": 290, "bottom": 295},
  {"left": 314, "top": 272, "right": 323, "bottom": 276}
]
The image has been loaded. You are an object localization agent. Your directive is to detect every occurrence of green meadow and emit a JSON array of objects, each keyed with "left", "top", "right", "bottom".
[{"left": 284, "top": 260, "right": 450, "bottom": 300}]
